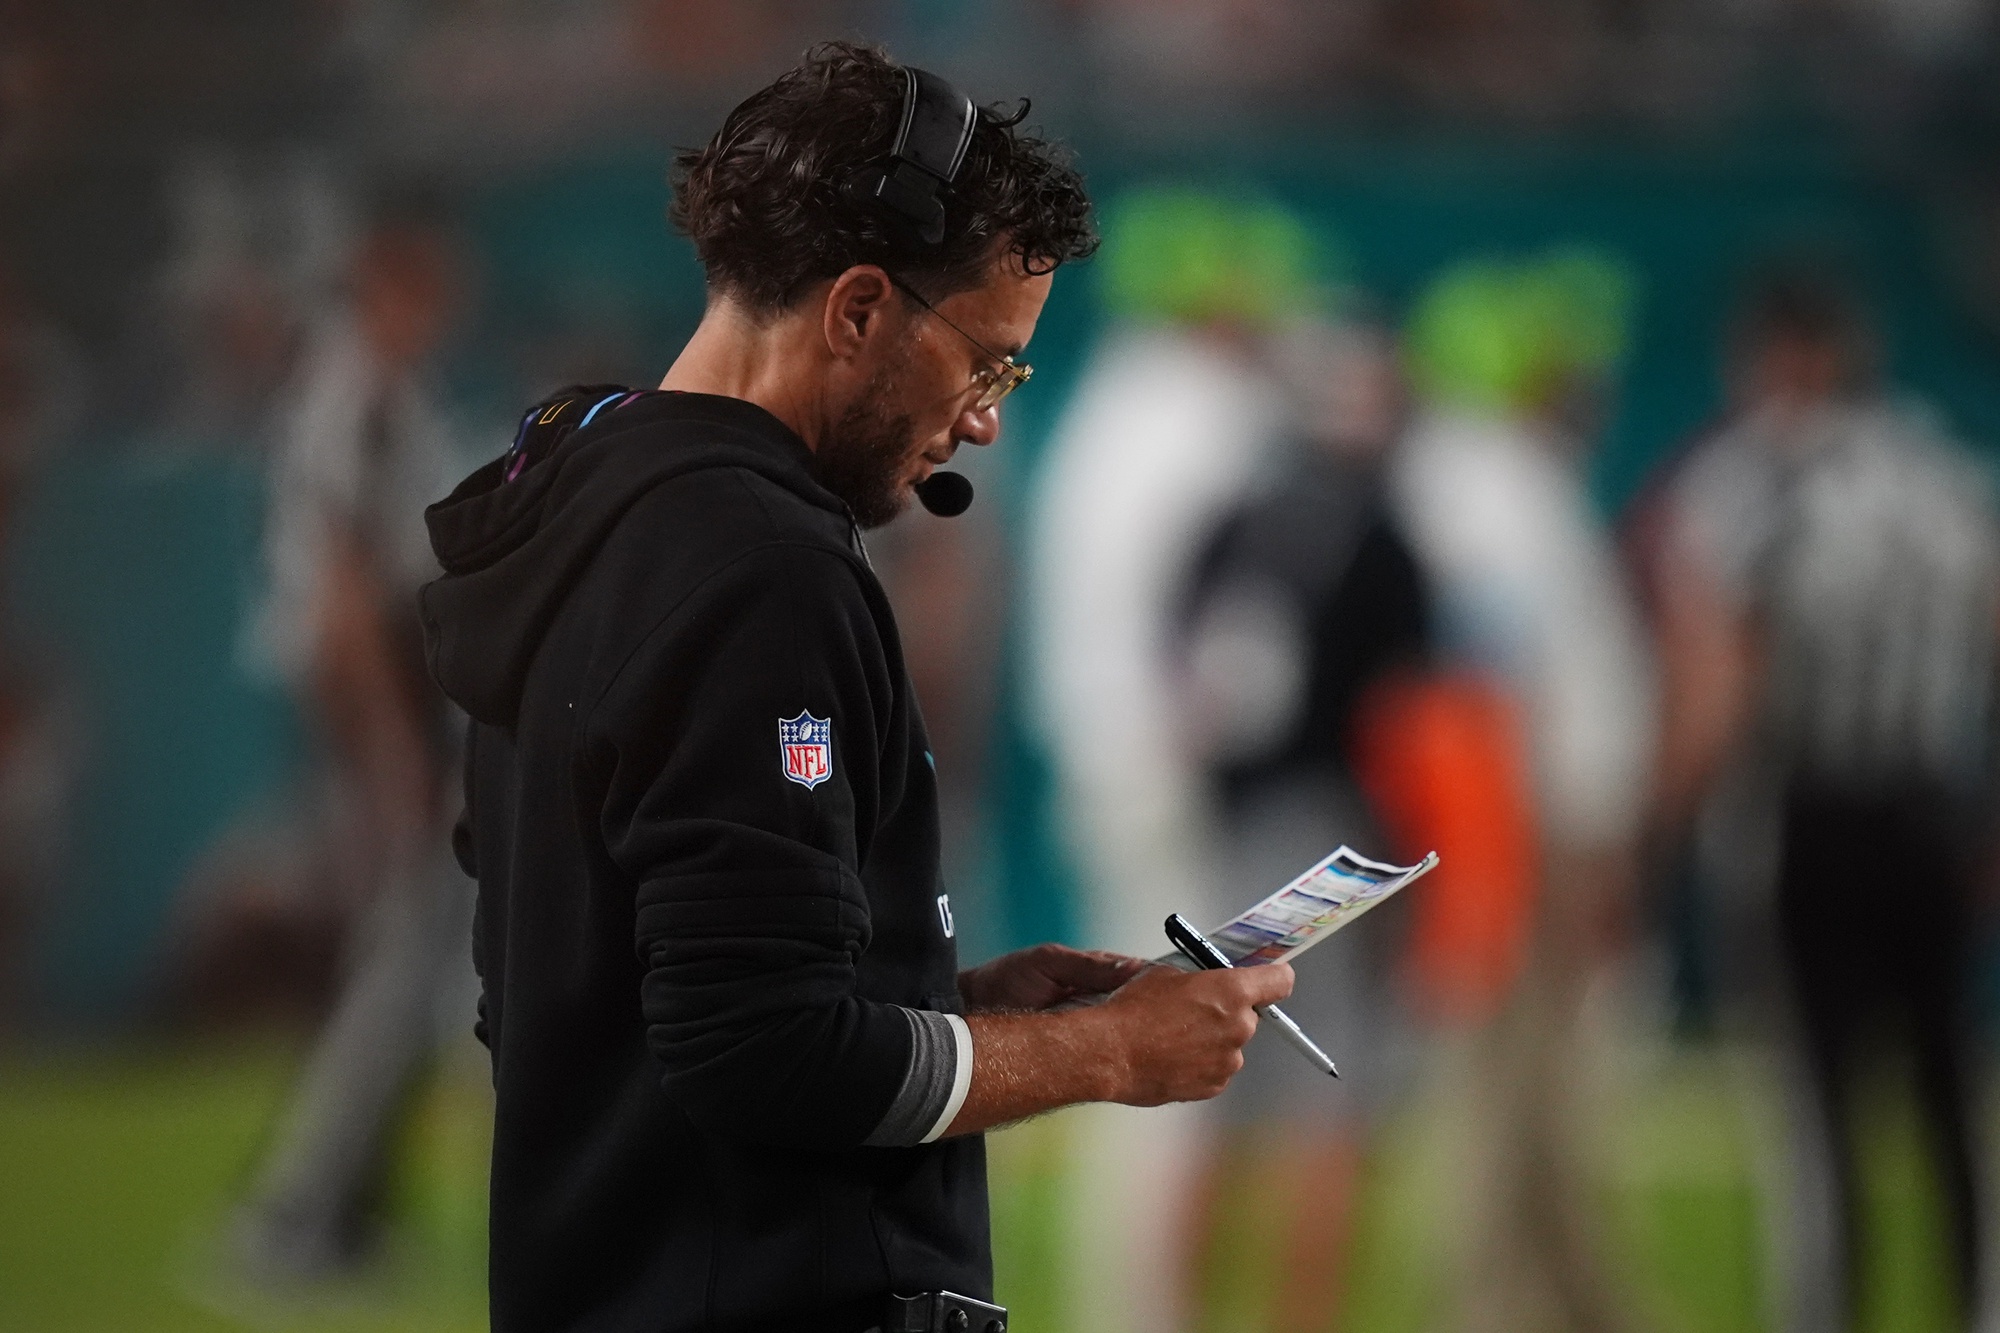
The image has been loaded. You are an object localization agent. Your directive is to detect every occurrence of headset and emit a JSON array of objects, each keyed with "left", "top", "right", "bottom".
[
  {"left": 842, "top": 66, "right": 978, "bottom": 247},
  {"left": 843, "top": 65, "right": 982, "bottom": 518}
]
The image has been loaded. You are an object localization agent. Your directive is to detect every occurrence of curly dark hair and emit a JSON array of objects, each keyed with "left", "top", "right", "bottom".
[{"left": 671, "top": 41, "right": 1097, "bottom": 313}]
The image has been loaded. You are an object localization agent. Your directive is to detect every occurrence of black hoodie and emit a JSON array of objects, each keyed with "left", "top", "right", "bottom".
[{"left": 421, "top": 390, "right": 989, "bottom": 1333}]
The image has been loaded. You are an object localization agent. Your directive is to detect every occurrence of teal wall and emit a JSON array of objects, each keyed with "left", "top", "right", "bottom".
[{"left": 10, "top": 445, "right": 297, "bottom": 1019}]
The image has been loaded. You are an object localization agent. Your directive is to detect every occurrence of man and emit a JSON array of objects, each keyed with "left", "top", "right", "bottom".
[
  {"left": 1639, "top": 274, "right": 1996, "bottom": 1332},
  {"left": 1173, "top": 315, "right": 1431, "bottom": 1332},
  {"left": 419, "top": 43, "right": 1293, "bottom": 1333},
  {"left": 1392, "top": 252, "right": 1656, "bottom": 1333},
  {"left": 239, "top": 206, "right": 471, "bottom": 1276},
  {"left": 1023, "top": 186, "right": 1306, "bottom": 1332}
]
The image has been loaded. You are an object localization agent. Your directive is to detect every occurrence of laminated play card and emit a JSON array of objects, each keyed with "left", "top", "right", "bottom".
[{"left": 1203, "top": 846, "right": 1438, "bottom": 966}]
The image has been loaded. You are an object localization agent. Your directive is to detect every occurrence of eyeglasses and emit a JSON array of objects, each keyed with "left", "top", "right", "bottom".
[{"left": 883, "top": 271, "right": 1032, "bottom": 412}]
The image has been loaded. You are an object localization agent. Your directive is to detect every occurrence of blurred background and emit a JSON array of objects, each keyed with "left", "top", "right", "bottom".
[{"left": 7, "top": 2, "right": 2000, "bottom": 1331}]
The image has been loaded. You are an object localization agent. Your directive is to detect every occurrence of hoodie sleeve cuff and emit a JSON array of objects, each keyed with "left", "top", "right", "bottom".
[
  {"left": 921, "top": 1013, "right": 974, "bottom": 1144},
  {"left": 862, "top": 1008, "right": 973, "bottom": 1147}
]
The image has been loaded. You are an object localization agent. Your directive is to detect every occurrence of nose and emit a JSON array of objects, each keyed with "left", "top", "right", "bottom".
[{"left": 954, "top": 399, "right": 1001, "bottom": 449}]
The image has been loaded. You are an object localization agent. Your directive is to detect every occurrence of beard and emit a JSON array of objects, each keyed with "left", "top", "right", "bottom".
[{"left": 811, "top": 367, "right": 919, "bottom": 530}]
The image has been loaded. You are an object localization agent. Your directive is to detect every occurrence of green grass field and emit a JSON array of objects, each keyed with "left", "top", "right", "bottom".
[{"left": 0, "top": 1039, "right": 1963, "bottom": 1332}]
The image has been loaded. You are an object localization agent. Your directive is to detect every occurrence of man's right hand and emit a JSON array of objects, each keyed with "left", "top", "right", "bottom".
[
  {"left": 1090, "top": 962, "right": 1296, "bottom": 1106},
  {"left": 945, "top": 957, "right": 1294, "bottom": 1136}
]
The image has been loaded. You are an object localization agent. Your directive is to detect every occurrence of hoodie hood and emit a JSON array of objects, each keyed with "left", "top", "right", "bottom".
[{"left": 420, "top": 390, "right": 846, "bottom": 727}]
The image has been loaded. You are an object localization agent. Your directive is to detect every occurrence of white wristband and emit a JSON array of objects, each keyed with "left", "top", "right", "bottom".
[{"left": 919, "top": 1012, "right": 974, "bottom": 1144}]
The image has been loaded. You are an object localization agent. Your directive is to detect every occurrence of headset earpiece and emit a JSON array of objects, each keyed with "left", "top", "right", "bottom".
[{"left": 842, "top": 66, "right": 976, "bottom": 247}]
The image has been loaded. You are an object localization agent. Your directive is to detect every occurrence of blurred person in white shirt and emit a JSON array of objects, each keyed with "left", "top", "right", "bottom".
[
  {"left": 1392, "top": 251, "right": 1659, "bottom": 1333},
  {"left": 1024, "top": 187, "right": 1314, "bottom": 1333}
]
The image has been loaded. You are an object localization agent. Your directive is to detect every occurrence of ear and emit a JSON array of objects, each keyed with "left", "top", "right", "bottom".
[{"left": 822, "top": 265, "right": 899, "bottom": 363}]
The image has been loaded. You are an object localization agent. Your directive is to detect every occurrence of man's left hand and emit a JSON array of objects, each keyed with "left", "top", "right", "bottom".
[{"left": 958, "top": 944, "right": 1149, "bottom": 1013}]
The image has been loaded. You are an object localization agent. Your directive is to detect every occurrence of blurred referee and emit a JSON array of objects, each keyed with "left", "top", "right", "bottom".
[{"left": 418, "top": 42, "right": 1293, "bottom": 1333}]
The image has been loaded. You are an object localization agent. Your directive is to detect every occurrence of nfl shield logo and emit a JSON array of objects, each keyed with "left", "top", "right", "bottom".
[{"left": 779, "top": 711, "right": 833, "bottom": 790}]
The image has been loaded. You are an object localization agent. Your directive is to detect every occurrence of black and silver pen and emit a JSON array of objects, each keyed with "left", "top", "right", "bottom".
[{"left": 1164, "top": 913, "right": 1339, "bottom": 1079}]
